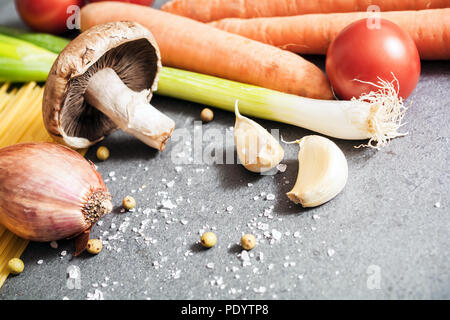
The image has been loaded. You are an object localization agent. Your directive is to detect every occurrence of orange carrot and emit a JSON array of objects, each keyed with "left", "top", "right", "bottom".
[
  {"left": 210, "top": 9, "right": 450, "bottom": 60},
  {"left": 161, "top": 0, "right": 450, "bottom": 22},
  {"left": 80, "top": 2, "right": 333, "bottom": 99}
]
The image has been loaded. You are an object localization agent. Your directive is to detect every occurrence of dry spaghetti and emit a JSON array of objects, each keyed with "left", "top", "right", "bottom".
[{"left": 0, "top": 82, "right": 51, "bottom": 288}]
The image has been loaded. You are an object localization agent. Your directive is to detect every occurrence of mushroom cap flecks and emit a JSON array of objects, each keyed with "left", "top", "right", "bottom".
[{"left": 43, "top": 21, "right": 162, "bottom": 149}]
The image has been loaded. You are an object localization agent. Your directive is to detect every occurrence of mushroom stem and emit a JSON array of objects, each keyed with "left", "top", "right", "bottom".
[{"left": 84, "top": 68, "right": 174, "bottom": 151}]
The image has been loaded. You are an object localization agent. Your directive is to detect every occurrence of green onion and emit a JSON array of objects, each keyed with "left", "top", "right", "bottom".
[
  {"left": 0, "top": 56, "right": 54, "bottom": 82},
  {"left": 0, "top": 34, "right": 57, "bottom": 61},
  {"left": 157, "top": 67, "right": 407, "bottom": 148},
  {"left": 0, "top": 33, "right": 56, "bottom": 82},
  {"left": 0, "top": 26, "right": 69, "bottom": 53}
]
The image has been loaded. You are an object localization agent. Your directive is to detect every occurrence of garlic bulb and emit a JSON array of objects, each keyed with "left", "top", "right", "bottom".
[
  {"left": 286, "top": 135, "right": 348, "bottom": 207},
  {"left": 0, "top": 142, "right": 112, "bottom": 255},
  {"left": 234, "top": 101, "right": 284, "bottom": 173}
]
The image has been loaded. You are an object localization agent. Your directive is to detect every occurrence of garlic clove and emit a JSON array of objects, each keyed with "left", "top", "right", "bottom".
[
  {"left": 286, "top": 135, "right": 348, "bottom": 207},
  {"left": 234, "top": 101, "right": 284, "bottom": 173}
]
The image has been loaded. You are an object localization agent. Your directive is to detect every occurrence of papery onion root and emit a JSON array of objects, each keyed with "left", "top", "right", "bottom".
[{"left": 353, "top": 74, "right": 408, "bottom": 149}]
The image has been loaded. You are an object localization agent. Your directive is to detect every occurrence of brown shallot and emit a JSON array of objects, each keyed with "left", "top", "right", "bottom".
[{"left": 0, "top": 142, "right": 112, "bottom": 255}]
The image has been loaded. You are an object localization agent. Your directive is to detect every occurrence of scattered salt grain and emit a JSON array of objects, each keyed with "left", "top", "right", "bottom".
[
  {"left": 206, "top": 262, "right": 215, "bottom": 269},
  {"left": 266, "top": 194, "right": 275, "bottom": 201},
  {"left": 327, "top": 248, "right": 335, "bottom": 257},
  {"left": 277, "top": 163, "right": 287, "bottom": 172},
  {"left": 240, "top": 250, "right": 250, "bottom": 261},
  {"left": 161, "top": 199, "right": 177, "bottom": 210},
  {"left": 166, "top": 180, "right": 175, "bottom": 188},
  {"left": 271, "top": 229, "right": 282, "bottom": 241},
  {"left": 37, "top": 260, "right": 43, "bottom": 265},
  {"left": 434, "top": 202, "right": 441, "bottom": 208},
  {"left": 172, "top": 270, "right": 181, "bottom": 279},
  {"left": 254, "top": 286, "right": 267, "bottom": 294},
  {"left": 87, "top": 289, "right": 104, "bottom": 300}
]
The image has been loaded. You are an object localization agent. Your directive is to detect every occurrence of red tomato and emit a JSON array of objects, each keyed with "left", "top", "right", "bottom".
[
  {"left": 15, "top": 0, "right": 84, "bottom": 34},
  {"left": 326, "top": 19, "right": 420, "bottom": 100},
  {"left": 87, "top": 0, "right": 154, "bottom": 5}
]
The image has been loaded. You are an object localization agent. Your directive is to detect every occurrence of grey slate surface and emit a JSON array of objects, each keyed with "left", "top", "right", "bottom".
[{"left": 0, "top": 0, "right": 449, "bottom": 300}]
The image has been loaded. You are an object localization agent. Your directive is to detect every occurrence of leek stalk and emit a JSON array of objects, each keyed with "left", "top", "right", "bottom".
[{"left": 0, "top": 57, "right": 54, "bottom": 82}]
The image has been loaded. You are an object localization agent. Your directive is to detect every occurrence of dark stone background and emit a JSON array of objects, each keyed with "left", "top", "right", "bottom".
[{"left": 0, "top": 0, "right": 448, "bottom": 299}]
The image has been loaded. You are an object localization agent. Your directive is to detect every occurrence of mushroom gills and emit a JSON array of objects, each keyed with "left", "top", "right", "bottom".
[{"left": 84, "top": 68, "right": 174, "bottom": 151}]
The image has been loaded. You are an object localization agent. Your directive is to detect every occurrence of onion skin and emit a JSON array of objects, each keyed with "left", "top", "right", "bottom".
[{"left": 0, "top": 142, "right": 112, "bottom": 243}]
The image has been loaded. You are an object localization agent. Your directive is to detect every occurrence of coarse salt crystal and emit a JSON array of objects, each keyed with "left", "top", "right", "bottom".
[
  {"left": 161, "top": 199, "right": 177, "bottom": 210},
  {"left": 266, "top": 194, "right": 275, "bottom": 201},
  {"left": 86, "top": 289, "right": 104, "bottom": 300},
  {"left": 240, "top": 250, "right": 250, "bottom": 261},
  {"left": 271, "top": 229, "right": 282, "bottom": 240},
  {"left": 254, "top": 286, "right": 266, "bottom": 294},
  {"left": 327, "top": 248, "right": 335, "bottom": 257},
  {"left": 166, "top": 180, "right": 175, "bottom": 188}
]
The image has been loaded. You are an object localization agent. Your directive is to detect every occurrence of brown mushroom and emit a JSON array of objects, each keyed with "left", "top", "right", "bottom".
[{"left": 43, "top": 21, "right": 174, "bottom": 151}]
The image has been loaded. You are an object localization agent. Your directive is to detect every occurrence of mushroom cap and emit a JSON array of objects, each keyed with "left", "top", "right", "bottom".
[{"left": 43, "top": 21, "right": 162, "bottom": 149}]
